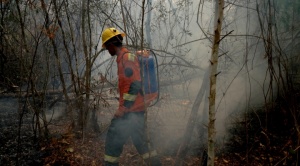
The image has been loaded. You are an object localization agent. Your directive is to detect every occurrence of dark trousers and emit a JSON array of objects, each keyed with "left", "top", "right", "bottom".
[{"left": 105, "top": 112, "right": 150, "bottom": 164}]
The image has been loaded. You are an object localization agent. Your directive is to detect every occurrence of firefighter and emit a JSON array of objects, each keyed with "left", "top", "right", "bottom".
[{"left": 101, "top": 27, "right": 161, "bottom": 166}]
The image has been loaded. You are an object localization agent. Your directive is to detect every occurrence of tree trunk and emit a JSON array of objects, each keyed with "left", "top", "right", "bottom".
[
  {"left": 207, "top": 0, "right": 224, "bottom": 166},
  {"left": 40, "top": 0, "right": 74, "bottom": 129},
  {"left": 146, "top": 0, "right": 152, "bottom": 48},
  {"left": 175, "top": 69, "right": 210, "bottom": 166},
  {"left": 81, "top": 0, "right": 92, "bottom": 131}
]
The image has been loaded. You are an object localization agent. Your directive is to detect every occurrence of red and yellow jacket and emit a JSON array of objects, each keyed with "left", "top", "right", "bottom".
[{"left": 116, "top": 47, "right": 145, "bottom": 112}]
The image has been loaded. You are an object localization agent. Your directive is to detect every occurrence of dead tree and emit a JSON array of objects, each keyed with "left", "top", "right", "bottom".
[
  {"left": 175, "top": 69, "right": 209, "bottom": 166},
  {"left": 207, "top": 0, "right": 224, "bottom": 165}
]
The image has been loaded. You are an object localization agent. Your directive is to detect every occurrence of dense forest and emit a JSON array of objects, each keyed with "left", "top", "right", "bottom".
[{"left": 0, "top": 0, "right": 300, "bottom": 165}]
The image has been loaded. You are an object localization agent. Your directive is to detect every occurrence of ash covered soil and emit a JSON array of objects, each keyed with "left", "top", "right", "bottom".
[
  {"left": 0, "top": 98, "right": 205, "bottom": 166},
  {"left": 1, "top": 96, "right": 293, "bottom": 166},
  {"left": 0, "top": 98, "right": 43, "bottom": 165}
]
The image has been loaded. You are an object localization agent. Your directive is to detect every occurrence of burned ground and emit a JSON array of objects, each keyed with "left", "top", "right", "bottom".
[{"left": 0, "top": 92, "right": 299, "bottom": 166}]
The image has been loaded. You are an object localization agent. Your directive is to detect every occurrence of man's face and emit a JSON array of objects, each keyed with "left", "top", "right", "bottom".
[{"left": 105, "top": 43, "right": 116, "bottom": 56}]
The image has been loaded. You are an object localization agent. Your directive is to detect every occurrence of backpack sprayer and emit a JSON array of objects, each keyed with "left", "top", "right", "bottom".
[{"left": 136, "top": 50, "right": 159, "bottom": 107}]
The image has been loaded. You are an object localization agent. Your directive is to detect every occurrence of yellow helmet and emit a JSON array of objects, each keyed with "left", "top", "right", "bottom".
[{"left": 101, "top": 28, "right": 126, "bottom": 48}]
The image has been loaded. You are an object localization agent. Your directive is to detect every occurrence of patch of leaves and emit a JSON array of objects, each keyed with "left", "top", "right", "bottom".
[
  {"left": 0, "top": 111, "right": 43, "bottom": 166},
  {"left": 216, "top": 95, "right": 300, "bottom": 165}
]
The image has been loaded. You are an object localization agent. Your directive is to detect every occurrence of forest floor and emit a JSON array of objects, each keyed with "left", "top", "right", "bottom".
[
  {"left": 41, "top": 126, "right": 202, "bottom": 166},
  {"left": 0, "top": 116, "right": 203, "bottom": 166},
  {"left": 1, "top": 96, "right": 297, "bottom": 166},
  {"left": 0, "top": 105, "right": 227, "bottom": 166},
  {"left": 0, "top": 97, "right": 204, "bottom": 166}
]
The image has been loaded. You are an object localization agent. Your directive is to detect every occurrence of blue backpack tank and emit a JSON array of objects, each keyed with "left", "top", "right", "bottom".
[{"left": 136, "top": 50, "right": 159, "bottom": 106}]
